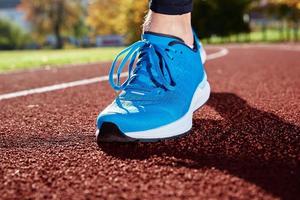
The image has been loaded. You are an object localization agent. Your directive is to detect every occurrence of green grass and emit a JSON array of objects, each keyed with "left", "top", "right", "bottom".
[
  {"left": 0, "top": 47, "right": 123, "bottom": 72},
  {"left": 203, "top": 28, "right": 300, "bottom": 44},
  {"left": 1, "top": 28, "right": 299, "bottom": 73}
]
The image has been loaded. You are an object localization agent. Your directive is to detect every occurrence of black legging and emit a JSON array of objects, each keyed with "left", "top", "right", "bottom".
[{"left": 149, "top": 0, "right": 193, "bottom": 15}]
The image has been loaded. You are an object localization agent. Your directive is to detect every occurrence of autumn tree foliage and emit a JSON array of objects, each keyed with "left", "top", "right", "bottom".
[
  {"left": 86, "top": 0, "right": 122, "bottom": 35},
  {"left": 270, "top": 0, "right": 300, "bottom": 9},
  {"left": 87, "top": 0, "right": 148, "bottom": 43},
  {"left": 19, "top": 0, "right": 84, "bottom": 49},
  {"left": 121, "top": 0, "right": 148, "bottom": 43}
]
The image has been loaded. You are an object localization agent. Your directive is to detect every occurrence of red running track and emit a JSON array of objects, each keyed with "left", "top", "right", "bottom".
[{"left": 0, "top": 45, "right": 299, "bottom": 199}]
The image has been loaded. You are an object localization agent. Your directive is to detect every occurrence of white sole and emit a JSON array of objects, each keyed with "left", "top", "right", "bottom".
[
  {"left": 199, "top": 42, "right": 207, "bottom": 64},
  {"left": 123, "top": 76, "right": 210, "bottom": 140}
]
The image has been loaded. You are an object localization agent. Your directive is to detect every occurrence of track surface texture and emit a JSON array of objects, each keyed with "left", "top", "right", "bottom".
[{"left": 1, "top": 45, "right": 300, "bottom": 200}]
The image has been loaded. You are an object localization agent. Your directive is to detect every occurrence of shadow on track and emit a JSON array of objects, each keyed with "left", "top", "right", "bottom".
[{"left": 99, "top": 92, "right": 300, "bottom": 200}]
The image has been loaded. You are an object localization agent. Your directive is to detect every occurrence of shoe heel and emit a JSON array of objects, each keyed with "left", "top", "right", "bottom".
[{"left": 191, "top": 81, "right": 211, "bottom": 112}]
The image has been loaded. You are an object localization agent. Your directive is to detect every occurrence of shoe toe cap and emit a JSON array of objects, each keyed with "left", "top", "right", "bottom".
[
  {"left": 96, "top": 122, "right": 137, "bottom": 143},
  {"left": 97, "top": 101, "right": 177, "bottom": 133}
]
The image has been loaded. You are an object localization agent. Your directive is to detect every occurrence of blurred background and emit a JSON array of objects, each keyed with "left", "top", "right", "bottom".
[{"left": 0, "top": 0, "right": 299, "bottom": 71}]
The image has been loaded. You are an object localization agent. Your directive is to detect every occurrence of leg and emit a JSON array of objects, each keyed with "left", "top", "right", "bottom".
[{"left": 144, "top": 0, "right": 194, "bottom": 47}]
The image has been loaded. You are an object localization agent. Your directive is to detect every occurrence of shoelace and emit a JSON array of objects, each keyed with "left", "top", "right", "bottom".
[{"left": 109, "top": 40, "right": 176, "bottom": 93}]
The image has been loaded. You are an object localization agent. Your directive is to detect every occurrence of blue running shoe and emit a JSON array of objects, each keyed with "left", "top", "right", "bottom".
[{"left": 96, "top": 31, "right": 210, "bottom": 142}]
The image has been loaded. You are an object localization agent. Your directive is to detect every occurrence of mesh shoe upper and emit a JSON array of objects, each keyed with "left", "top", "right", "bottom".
[{"left": 97, "top": 32, "right": 206, "bottom": 133}]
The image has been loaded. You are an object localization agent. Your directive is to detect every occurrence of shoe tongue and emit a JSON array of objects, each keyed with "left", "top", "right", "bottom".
[
  {"left": 127, "top": 32, "right": 180, "bottom": 92},
  {"left": 142, "top": 31, "right": 184, "bottom": 46}
]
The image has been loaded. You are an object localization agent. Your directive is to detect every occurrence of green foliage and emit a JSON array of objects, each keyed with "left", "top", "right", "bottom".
[
  {"left": 0, "top": 19, "right": 31, "bottom": 50},
  {"left": 192, "top": 0, "right": 251, "bottom": 38},
  {"left": 73, "top": 17, "right": 89, "bottom": 39}
]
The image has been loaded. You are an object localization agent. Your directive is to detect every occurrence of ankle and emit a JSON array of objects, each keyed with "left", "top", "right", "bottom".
[{"left": 143, "top": 11, "right": 194, "bottom": 47}]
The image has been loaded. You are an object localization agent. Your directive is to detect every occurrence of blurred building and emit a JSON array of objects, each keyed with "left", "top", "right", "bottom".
[{"left": 96, "top": 35, "right": 124, "bottom": 47}]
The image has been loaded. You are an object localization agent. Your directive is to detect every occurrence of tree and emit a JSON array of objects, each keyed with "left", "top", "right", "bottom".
[
  {"left": 119, "top": 0, "right": 148, "bottom": 43},
  {"left": 86, "top": 0, "right": 123, "bottom": 36},
  {"left": 192, "top": 0, "right": 251, "bottom": 39},
  {"left": 19, "top": 0, "right": 84, "bottom": 49},
  {"left": 87, "top": 0, "right": 147, "bottom": 43},
  {"left": 270, "top": 0, "right": 300, "bottom": 8},
  {"left": 269, "top": 0, "right": 300, "bottom": 41},
  {"left": 0, "top": 19, "right": 30, "bottom": 50}
]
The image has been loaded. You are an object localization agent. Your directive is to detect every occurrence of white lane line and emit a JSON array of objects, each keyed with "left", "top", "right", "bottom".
[
  {"left": 207, "top": 48, "right": 229, "bottom": 60},
  {"left": 227, "top": 44, "right": 300, "bottom": 51},
  {"left": 0, "top": 74, "right": 128, "bottom": 101},
  {"left": 0, "top": 48, "right": 228, "bottom": 101}
]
